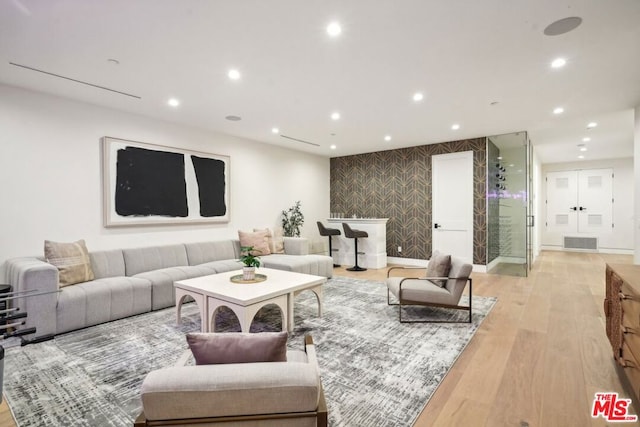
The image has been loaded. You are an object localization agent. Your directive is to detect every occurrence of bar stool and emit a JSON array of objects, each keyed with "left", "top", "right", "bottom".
[
  {"left": 342, "top": 223, "right": 368, "bottom": 272},
  {"left": 317, "top": 222, "right": 341, "bottom": 267}
]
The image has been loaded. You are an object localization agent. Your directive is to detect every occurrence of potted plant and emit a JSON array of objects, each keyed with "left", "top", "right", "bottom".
[
  {"left": 281, "top": 200, "right": 304, "bottom": 237},
  {"left": 239, "top": 246, "right": 261, "bottom": 280}
]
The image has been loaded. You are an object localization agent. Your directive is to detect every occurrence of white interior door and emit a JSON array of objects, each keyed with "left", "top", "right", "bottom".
[
  {"left": 545, "top": 171, "right": 578, "bottom": 233},
  {"left": 432, "top": 151, "right": 473, "bottom": 263},
  {"left": 577, "top": 169, "right": 613, "bottom": 233}
]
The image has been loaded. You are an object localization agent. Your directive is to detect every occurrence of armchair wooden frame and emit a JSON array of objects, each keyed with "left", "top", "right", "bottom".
[
  {"left": 134, "top": 335, "right": 328, "bottom": 427},
  {"left": 386, "top": 266, "right": 473, "bottom": 323}
]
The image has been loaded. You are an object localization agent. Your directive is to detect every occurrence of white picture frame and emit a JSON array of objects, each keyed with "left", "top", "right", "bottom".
[{"left": 102, "top": 136, "right": 230, "bottom": 227}]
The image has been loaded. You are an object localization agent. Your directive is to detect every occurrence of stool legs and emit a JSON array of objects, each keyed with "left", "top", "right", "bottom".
[
  {"left": 346, "top": 237, "right": 367, "bottom": 272},
  {"left": 328, "top": 236, "right": 340, "bottom": 267}
]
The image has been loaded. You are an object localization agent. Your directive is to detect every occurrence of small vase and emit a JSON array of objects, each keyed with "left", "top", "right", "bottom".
[{"left": 242, "top": 266, "right": 256, "bottom": 281}]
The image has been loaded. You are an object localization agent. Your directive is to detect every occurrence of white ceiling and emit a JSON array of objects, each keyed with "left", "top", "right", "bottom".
[{"left": 1, "top": 0, "right": 638, "bottom": 163}]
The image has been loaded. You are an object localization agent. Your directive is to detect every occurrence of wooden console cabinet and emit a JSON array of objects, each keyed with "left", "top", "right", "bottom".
[{"left": 605, "top": 263, "right": 640, "bottom": 402}]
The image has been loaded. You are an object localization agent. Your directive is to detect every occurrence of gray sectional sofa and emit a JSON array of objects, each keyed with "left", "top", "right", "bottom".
[{"left": 5, "top": 238, "right": 333, "bottom": 338}]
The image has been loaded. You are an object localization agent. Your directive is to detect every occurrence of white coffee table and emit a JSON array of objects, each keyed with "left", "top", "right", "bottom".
[{"left": 174, "top": 268, "right": 326, "bottom": 333}]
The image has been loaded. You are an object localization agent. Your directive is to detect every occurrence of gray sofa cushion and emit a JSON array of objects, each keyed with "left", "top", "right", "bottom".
[
  {"left": 123, "top": 244, "right": 189, "bottom": 276},
  {"left": 90, "top": 249, "right": 126, "bottom": 279},
  {"left": 56, "top": 276, "right": 152, "bottom": 334},
  {"left": 185, "top": 241, "right": 238, "bottom": 266},
  {"left": 387, "top": 277, "right": 454, "bottom": 305},
  {"left": 141, "top": 362, "right": 320, "bottom": 420},
  {"left": 134, "top": 265, "right": 215, "bottom": 310},
  {"left": 262, "top": 254, "right": 333, "bottom": 278},
  {"left": 197, "top": 259, "right": 243, "bottom": 273}
]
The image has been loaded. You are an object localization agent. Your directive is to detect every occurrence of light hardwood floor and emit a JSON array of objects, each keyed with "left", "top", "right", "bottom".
[{"left": 0, "top": 250, "right": 636, "bottom": 426}]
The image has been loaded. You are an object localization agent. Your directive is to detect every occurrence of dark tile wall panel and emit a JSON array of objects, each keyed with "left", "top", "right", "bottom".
[{"left": 330, "top": 138, "right": 487, "bottom": 265}]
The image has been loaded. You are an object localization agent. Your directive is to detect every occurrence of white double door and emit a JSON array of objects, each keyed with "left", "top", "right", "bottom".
[
  {"left": 545, "top": 168, "right": 613, "bottom": 234},
  {"left": 432, "top": 151, "right": 474, "bottom": 264}
]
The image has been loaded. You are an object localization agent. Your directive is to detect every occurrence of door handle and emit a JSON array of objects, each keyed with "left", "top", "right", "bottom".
[
  {"left": 579, "top": 206, "right": 587, "bottom": 211},
  {"left": 434, "top": 223, "right": 441, "bottom": 229},
  {"left": 570, "top": 206, "right": 577, "bottom": 211}
]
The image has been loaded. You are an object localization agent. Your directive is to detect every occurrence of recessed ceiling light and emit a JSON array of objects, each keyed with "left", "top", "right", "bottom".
[
  {"left": 225, "top": 115, "right": 241, "bottom": 121},
  {"left": 587, "top": 122, "right": 598, "bottom": 129},
  {"left": 412, "top": 92, "right": 424, "bottom": 102},
  {"left": 509, "top": 164, "right": 515, "bottom": 167},
  {"left": 271, "top": 127, "right": 279, "bottom": 134},
  {"left": 553, "top": 107, "right": 564, "bottom": 114},
  {"left": 384, "top": 135, "right": 392, "bottom": 142},
  {"left": 544, "top": 17, "right": 583, "bottom": 36},
  {"left": 228, "top": 69, "right": 241, "bottom": 80},
  {"left": 497, "top": 156, "right": 503, "bottom": 160},
  {"left": 451, "top": 124, "right": 460, "bottom": 130},
  {"left": 326, "top": 22, "right": 342, "bottom": 37},
  {"left": 330, "top": 144, "right": 337, "bottom": 150},
  {"left": 582, "top": 137, "right": 591, "bottom": 142},
  {"left": 331, "top": 112, "right": 340, "bottom": 120},
  {"left": 167, "top": 98, "right": 180, "bottom": 107},
  {"left": 578, "top": 155, "right": 585, "bottom": 159},
  {"left": 551, "top": 58, "right": 566, "bottom": 68},
  {"left": 579, "top": 147, "right": 588, "bottom": 152}
]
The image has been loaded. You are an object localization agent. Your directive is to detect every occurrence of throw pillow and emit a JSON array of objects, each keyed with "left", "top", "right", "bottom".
[
  {"left": 238, "top": 230, "right": 271, "bottom": 256},
  {"left": 253, "top": 228, "right": 275, "bottom": 253},
  {"left": 186, "top": 332, "right": 288, "bottom": 365},
  {"left": 426, "top": 250, "right": 451, "bottom": 287},
  {"left": 253, "top": 227, "right": 285, "bottom": 254},
  {"left": 272, "top": 227, "right": 285, "bottom": 254},
  {"left": 44, "top": 239, "right": 95, "bottom": 287}
]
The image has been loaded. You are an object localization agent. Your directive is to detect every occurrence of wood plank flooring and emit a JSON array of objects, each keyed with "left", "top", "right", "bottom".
[{"left": 0, "top": 250, "right": 635, "bottom": 426}]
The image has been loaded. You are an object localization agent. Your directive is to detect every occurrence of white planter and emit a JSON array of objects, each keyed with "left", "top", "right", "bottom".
[{"left": 242, "top": 266, "right": 256, "bottom": 281}]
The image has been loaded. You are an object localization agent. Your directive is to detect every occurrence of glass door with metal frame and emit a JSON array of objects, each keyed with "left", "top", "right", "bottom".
[{"left": 486, "top": 131, "right": 530, "bottom": 277}]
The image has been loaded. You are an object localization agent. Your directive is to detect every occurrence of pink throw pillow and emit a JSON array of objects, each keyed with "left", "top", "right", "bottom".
[{"left": 186, "top": 332, "right": 288, "bottom": 365}]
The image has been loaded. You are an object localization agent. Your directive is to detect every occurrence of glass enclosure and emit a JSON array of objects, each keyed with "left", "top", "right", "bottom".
[{"left": 486, "top": 132, "right": 530, "bottom": 277}]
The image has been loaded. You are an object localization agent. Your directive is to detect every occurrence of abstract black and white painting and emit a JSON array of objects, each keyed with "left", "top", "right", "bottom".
[{"left": 102, "top": 137, "right": 229, "bottom": 227}]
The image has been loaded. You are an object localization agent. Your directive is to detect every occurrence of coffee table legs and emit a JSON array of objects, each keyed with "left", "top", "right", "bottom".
[
  {"left": 207, "top": 295, "right": 288, "bottom": 333},
  {"left": 175, "top": 288, "right": 207, "bottom": 332},
  {"left": 290, "top": 284, "right": 324, "bottom": 331}
]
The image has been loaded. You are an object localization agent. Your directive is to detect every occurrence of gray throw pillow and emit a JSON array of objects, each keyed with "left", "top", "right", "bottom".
[
  {"left": 426, "top": 250, "right": 451, "bottom": 287},
  {"left": 186, "top": 332, "right": 288, "bottom": 365}
]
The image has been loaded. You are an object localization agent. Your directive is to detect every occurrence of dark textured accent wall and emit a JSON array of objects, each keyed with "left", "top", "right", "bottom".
[{"left": 330, "top": 138, "right": 487, "bottom": 265}]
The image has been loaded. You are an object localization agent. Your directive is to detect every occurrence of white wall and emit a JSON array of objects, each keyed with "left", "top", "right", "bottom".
[
  {"left": 541, "top": 158, "right": 634, "bottom": 252},
  {"left": 0, "top": 84, "right": 330, "bottom": 276}
]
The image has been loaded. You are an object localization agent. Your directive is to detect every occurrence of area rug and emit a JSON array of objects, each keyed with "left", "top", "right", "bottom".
[{"left": 2, "top": 276, "right": 496, "bottom": 427}]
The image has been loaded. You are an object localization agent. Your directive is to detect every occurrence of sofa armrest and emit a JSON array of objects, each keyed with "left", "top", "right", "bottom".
[
  {"left": 5, "top": 257, "right": 59, "bottom": 337},
  {"left": 283, "top": 237, "right": 309, "bottom": 255}
]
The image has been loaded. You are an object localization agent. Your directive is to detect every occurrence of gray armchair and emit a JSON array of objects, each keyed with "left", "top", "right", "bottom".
[
  {"left": 134, "top": 335, "right": 327, "bottom": 427},
  {"left": 386, "top": 254, "right": 473, "bottom": 323}
]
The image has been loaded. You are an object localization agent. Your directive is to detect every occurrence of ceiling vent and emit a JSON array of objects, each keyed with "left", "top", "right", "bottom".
[
  {"left": 9, "top": 62, "right": 141, "bottom": 99},
  {"left": 280, "top": 135, "right": 320, "bottom": 147}
]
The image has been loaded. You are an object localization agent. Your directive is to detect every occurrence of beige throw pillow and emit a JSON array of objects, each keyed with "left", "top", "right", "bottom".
[
  {"left": 426, "top": 250, "right": 451, "bottom": 287},
  {"left": 44, "top": 239, "right": 95, "bottom": 287},
  {"left": 253, "top": 227, "right": 285, "bottom": 254},
  {"left": 272, "top": 227, "right": 285, "bottom": 254},
  {"left": 238, "top": 230, "right": 271, "bottom": 256},
  {"left": 186, "top": 332, "right": 288, "bottom": 365}
]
